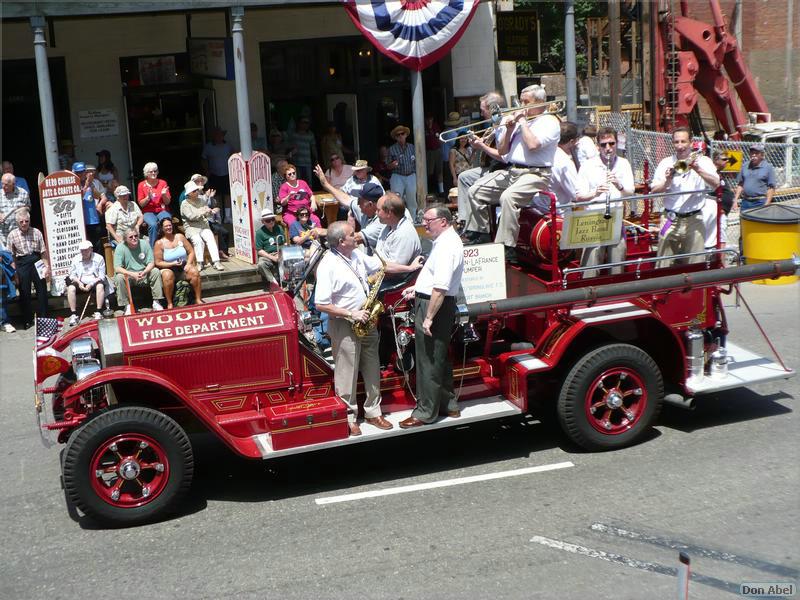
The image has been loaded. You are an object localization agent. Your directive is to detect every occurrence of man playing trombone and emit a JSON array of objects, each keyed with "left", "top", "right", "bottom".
[
  {"left": 650, "top": 127, "right": 719, "bottom": 267},
  {"left": 453, "top": 91, "right": 507, "bottom": 227},
  {"left": 461, "top": 84, "right": 561, "bottom": 263},
  {"left": 575, "top": 126, "right": 635, "bottom": 276}
]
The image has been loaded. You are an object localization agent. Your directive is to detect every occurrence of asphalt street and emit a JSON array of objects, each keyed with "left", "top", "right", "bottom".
[{"left": 0, "top": 281, "right": 798, "bottom": 600}]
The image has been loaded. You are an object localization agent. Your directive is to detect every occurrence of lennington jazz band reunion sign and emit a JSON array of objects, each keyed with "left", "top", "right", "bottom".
[{"left": 39, "top": 171, "right": 86, "bottom": 296}]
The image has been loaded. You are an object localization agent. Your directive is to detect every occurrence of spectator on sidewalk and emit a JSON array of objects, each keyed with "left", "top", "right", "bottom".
[
  {"left": 0, "top": 237, "right": 17, "bottom": 333},
  {"left": 255, "top": 208, "right": 286, "bottom": 290},
  {"left": 0, "top": 173, "right": 31, "bottom": 248},
  {"left": 731, "top": 144, "right": 776, "bottom": 212},
  {"left": 388, "top": 125, "right": 418, "bottom": 221},
  {"left": 153, "top": 218, "right": 202, "bottom": 309},
  {"left": 66, "top": 240, "right": 112, "bottom": 326},
  {"left": 288, "top": 116, "right": 318, "bottom": 183},
  {"left": 201, "top": 126, "right": 235, "bottom": 222},
  {"left": 105, "top": 185, "right": 143, "bottom": 247},
  {"left": 180, "top": 179, "right": 224, "bottom": 271},
  {"left": 1, "top": 161, "right": 30, "bottom": 194},
  {"left": 136, "top": 162, "right": 172, "bottom": 248},
  {"left": 6, "top": 208, "right": 49, "bottom": 329},
  {"left": 113, "top": 228, "right": 164, "bottom": 314}
]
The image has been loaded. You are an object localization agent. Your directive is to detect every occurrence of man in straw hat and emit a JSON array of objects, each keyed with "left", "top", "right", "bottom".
[{"left": 387, "top": 125, "right": 418, "bottom": 221}]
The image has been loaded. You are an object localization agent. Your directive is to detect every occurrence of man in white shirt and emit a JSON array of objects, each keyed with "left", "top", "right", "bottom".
[
  {"left": 536, "top": 121, "right": 579, "bottom": 214},
  {"left": 650, "top": 127, "right": 720, "bottom": 267},
  {"left": 576, "top": 124, "right": 598, "bottom": 168},
  {"left": 463, "top": 84, "right": 561, "bottom": 263},
  {"left": 315, "top": 222, "right": 421, "bottom": 436},
  {"left": 374, "top": 192, "right": 421, "bottom": 271},
  {"left": 66, "top": 240, "right": 113, "bottom": 325},
  {"left": 575, "top": 127, "right": 635, "bottom": 275},
  {"left": 400, "top": 206, "right": 464, "bottom": 428}
]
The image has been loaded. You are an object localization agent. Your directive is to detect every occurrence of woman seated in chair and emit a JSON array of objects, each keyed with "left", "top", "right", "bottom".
[
  {"left": 289, "top": 208, "right": 326, "bottom": 255},
  {"left": 153, "top": 218, "right": 202, "bottom": 309}
]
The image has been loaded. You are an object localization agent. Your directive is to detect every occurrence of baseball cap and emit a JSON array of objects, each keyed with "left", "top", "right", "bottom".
[
  {"left": 78, "top": 240, "right": 93, "bottom": 250},
  {"left": 114, "top": 185, "right": 131, "bottom": 196},
  {"left": 358, "top": 182, "right": 383, "bottom": 202},
  {"left": 72, "top": 162, "right": 86, "bottom": 173},
  {"left": 750, "top": 143, "right": 765, "bottom": 153}
]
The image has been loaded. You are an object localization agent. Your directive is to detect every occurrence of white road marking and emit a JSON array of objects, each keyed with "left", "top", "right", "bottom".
[
  {"left": 315, "top": 461, "right": 574, "bottom": 505},
  {"left": 529, "top": 534, "right": 741, "bottom": 594}
]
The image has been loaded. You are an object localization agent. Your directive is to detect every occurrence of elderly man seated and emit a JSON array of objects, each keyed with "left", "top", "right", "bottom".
[
  {"left": 113, "top": 228, "right": 164, "bottom": 314},
  {"left": 66, "top": 240, "right": 113, "bottom": 325}
]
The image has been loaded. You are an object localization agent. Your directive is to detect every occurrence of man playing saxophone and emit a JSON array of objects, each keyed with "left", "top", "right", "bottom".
[
  {"left": 315, "top": 222, "right": 422, "bottom": 436},
  {"left": 650, "top": 127, "right": 719, "bottom": 267}
]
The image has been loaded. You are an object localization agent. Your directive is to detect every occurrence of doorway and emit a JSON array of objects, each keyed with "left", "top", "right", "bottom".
[
  {"left": 124, "top": 88, "right": 213, "bottom": 195},
  {"left": 1, "top": 57, "right": 71, "bottom": 227}
]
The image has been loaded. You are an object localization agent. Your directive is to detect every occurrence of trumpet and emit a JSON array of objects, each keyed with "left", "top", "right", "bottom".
[
  {"left": 674, "top": 151, "right": 700, "bottom": 175},
  {"left": 438, "top": 100, "right": 565, "bottom": 142}
]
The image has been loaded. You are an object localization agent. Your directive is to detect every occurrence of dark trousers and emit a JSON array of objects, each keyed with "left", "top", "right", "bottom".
[
  {"left": 209, "top": 221, "right": 230, "bottom": 255},
  {"left": 412, "top": 295, "right": 458, "bottom": 423},
  {"left": 16, "top": 253, "right": 47, "bottom": 324}
]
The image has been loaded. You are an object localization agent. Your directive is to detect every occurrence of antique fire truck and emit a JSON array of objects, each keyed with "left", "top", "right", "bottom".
[{"left": 34, "top": 197, "right": 797, "bottom": 526}]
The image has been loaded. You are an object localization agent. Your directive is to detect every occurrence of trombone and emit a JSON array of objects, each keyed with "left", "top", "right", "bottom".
[{"left": 438, "top": 100, "right": 565, "bottom": 142}]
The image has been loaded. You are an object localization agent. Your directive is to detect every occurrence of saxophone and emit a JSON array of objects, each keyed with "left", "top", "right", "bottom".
[{"left": 352, "top": 252, "right": 386, "bottom": 337}]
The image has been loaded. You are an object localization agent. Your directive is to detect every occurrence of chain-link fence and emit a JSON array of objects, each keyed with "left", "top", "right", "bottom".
[{"left": 624, "top": 128, "right": 800, "bottom": 246}]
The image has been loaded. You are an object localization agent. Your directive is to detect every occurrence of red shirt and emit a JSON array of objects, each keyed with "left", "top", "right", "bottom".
[{"left": 136, "top": 179, "right": 171, "bottom": 214}]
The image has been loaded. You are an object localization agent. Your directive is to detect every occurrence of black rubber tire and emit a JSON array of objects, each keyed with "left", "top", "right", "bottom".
[
  {"left": 557, "top": 344, "right": 663, "bottom": 451},
  {"left": 63, "top": 406, "right": 193, "bottom": 527}
]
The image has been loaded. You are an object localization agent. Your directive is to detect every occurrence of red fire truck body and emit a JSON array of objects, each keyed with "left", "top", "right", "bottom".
[{"left": 33, "top": 207, "right": 798, "bottom": 526}]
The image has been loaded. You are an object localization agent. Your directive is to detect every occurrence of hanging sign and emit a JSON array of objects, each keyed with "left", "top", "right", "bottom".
[
  {"left": 496, "top": 11, "right": 540, "bottom": 62},
  {"left": 228, "top": 154, "right": 255, "bottom": 263},
  {"left": 460, "top": 243, "right": 507, "bottom": 303},
  {"left": 39, "top": 171, "right": 86, "bottom": 296},
  {"left": 78, "top": 109, "right": 119, "bottom": 139},
  {"left": 248, "top": 151, "right": 273, "bottom": 226},
  {"left": 343, "top": 0, "right": 481, "bottom": 71}
]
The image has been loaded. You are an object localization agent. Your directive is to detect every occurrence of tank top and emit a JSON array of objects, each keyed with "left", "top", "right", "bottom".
[{"left": 163, "top": 243, "right": 187, "bottom": 263}]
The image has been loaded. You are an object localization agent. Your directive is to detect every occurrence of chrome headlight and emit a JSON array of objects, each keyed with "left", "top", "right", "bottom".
[
  {"left": 397, "top": 329, "right": 412, "bottom": 348},
  {"left": 70, "top": 338, "right": 101, "bottom": 380},
  {"left": 74, "top": 361, "right": 102, "bottom": 381}
]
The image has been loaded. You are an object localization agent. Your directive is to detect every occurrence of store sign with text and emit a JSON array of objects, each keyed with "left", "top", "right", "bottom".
[{"left": 39, "top": 171, "right": 86, "bottom": 295}]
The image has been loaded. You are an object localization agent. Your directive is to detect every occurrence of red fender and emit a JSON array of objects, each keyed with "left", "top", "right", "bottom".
[{"left": 60, "top": 366, "right": 263, "bottom": 458}]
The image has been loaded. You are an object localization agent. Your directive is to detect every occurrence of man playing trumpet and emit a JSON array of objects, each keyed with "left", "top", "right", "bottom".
[
  {"left": 462, "top": 84, "right": 561, "bottom": 263},
  {"left": 650, "top": 127, "right": 719, "bottom": 267}
]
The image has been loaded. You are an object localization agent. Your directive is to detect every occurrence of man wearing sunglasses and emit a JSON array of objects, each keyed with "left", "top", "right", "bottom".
[
  {"left": 113, "top": 228, "right": 164, "bottom": 314},
  {"left": 575, "top": 126, "right": 635, "bottom": 275},
  {"left": 400, "top": 206, "right": 464, "bottom": 428}
]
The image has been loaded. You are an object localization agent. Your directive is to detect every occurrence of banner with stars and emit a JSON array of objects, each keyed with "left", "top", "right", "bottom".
[{"left": 343, "top": 0, "right": 481, "bottom": 71}]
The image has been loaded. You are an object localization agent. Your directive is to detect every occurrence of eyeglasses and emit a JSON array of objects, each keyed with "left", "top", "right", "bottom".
[
  {"left": 330, "top": 156, "right": 341, "bottom": 161},
  {"left": 298, "top": 212, "right": 310, "bottom": 217},
  {"left": 422, "top": 216, "right": 444, "bottom": 224},
  {"left": 263, "top": 217, "right": 275, "bottom": 222},
  {"left": 127, "top": 235, "right": 139, "bottom": 240},
  {"left": 599, "top": 141, "right": 616, "bottom": 147},
  {"left": 285, "top": 171, "right": 296, "bottom": 176}
]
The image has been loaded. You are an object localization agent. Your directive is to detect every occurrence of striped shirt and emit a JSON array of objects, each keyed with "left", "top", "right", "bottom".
[
  {"left": 389, "top": 142, "right": 416, "bottom": 176},
  {"left": 7, "top": 226, "right": 46, "bottom": 257}
]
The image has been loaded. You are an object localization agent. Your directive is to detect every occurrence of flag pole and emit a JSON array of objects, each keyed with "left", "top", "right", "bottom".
[{"left": 411, "top": 69, "right": 428, "bottom": 219}]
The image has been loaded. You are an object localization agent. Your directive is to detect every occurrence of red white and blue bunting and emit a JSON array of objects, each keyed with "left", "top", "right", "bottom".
[{"left": 343, "top": 0, "right": 481, "bottom": 71}]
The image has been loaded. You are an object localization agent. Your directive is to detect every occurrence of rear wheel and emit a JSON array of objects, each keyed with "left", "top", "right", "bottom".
[
  {"left": 63, "top": 406, "right": 193, "bottom": 527},
  {"left": 557, "top": 344, "right": 663, "bottom": 451}
]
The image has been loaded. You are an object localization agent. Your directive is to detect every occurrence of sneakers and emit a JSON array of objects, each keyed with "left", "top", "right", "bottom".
[
  {"left": 92, "top": 311, "right": 103, "bottom": 320},
  {"left": 2, "top": 323, "right": 16, "bottom": 333},
  {"left": 68, "top": 314, "right": 79, "bottom": 326},
  {"left": 124, "top": 304, "right": 132, "bottom": 316},
  {"left": 213, "top": 262, "right": 224, "bottom": 271},
  {"left": 152, "top": 300, "right": 164, "bottom": 311}
]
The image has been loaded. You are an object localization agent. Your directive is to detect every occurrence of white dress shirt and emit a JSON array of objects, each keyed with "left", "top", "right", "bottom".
[
  {"left": 315, "top": 250, "right": 381, "bottom": 311},
  {"left": 652, "top": 155, "right": 719, "bottom": 213},
  {"left": 414, "top": 226, "right": 464, "bottom": 296},
  {"left": 539, "top": 146, "right": 579, "bottom": 212},
  {"left": 499, "top": 114, "right": 560, "bottom": 167},
  {"left": 577, "top": 155, "right": 635, "bottom": 211}
]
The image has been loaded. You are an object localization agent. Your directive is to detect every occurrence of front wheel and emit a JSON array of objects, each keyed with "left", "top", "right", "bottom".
[
  {"left": 63, "top": 406, "right": 194, "bottom": 527},
  {"left": 557, "top": 344, "right": 663, "bottom": 451}
]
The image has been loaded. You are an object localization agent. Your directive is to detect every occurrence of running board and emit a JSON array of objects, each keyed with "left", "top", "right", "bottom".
[
  {"left": 253, "top": 396, "right": 523, "bottom": 459},
  {"left": 687, "top": 341, "right": 796, "bottom": 395}
]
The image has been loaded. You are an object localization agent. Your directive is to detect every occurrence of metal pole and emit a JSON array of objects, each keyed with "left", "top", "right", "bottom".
[
  {"left": 230, "top": 6, "right": 252, "bottom": 160},
  {"left": 609, "top": 0, "right": 622, "bottom": 112},
  {"left": 411, "top": 69, "right": 427, "bottom": 218},
  {"left": 564, "top": 0, "right": 578, "bottom": 122},
  {"left": 30, "top": 16, "right": 59, "bottom": 175}
]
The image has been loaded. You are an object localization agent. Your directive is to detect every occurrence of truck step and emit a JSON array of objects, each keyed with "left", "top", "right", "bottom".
[
  {"left": 686, "top": 341, "right": 796, "bottom": 395},
  {"left": 252, "top": 396, "right": 523, "bottom": 459}
]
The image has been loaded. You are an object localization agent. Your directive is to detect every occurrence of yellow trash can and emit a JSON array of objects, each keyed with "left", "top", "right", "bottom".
[{"left": 740, "top": 204, "right": 800, "bottom": 285}]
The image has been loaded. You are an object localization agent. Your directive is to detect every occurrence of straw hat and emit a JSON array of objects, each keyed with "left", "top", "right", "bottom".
[
  {"left": 352, "top": 159, "right": 371, "bottom": 172},
  {"left": 444, "top": 112, "right": 463, "bottom": 127},
  {"left": 391, "top": 125, "right": 411, "bottom": 139}
]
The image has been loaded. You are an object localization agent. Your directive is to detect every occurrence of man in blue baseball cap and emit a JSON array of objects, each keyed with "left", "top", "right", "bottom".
[{"left": 72, "top": 161, "right": 86, "bottom": 173}]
